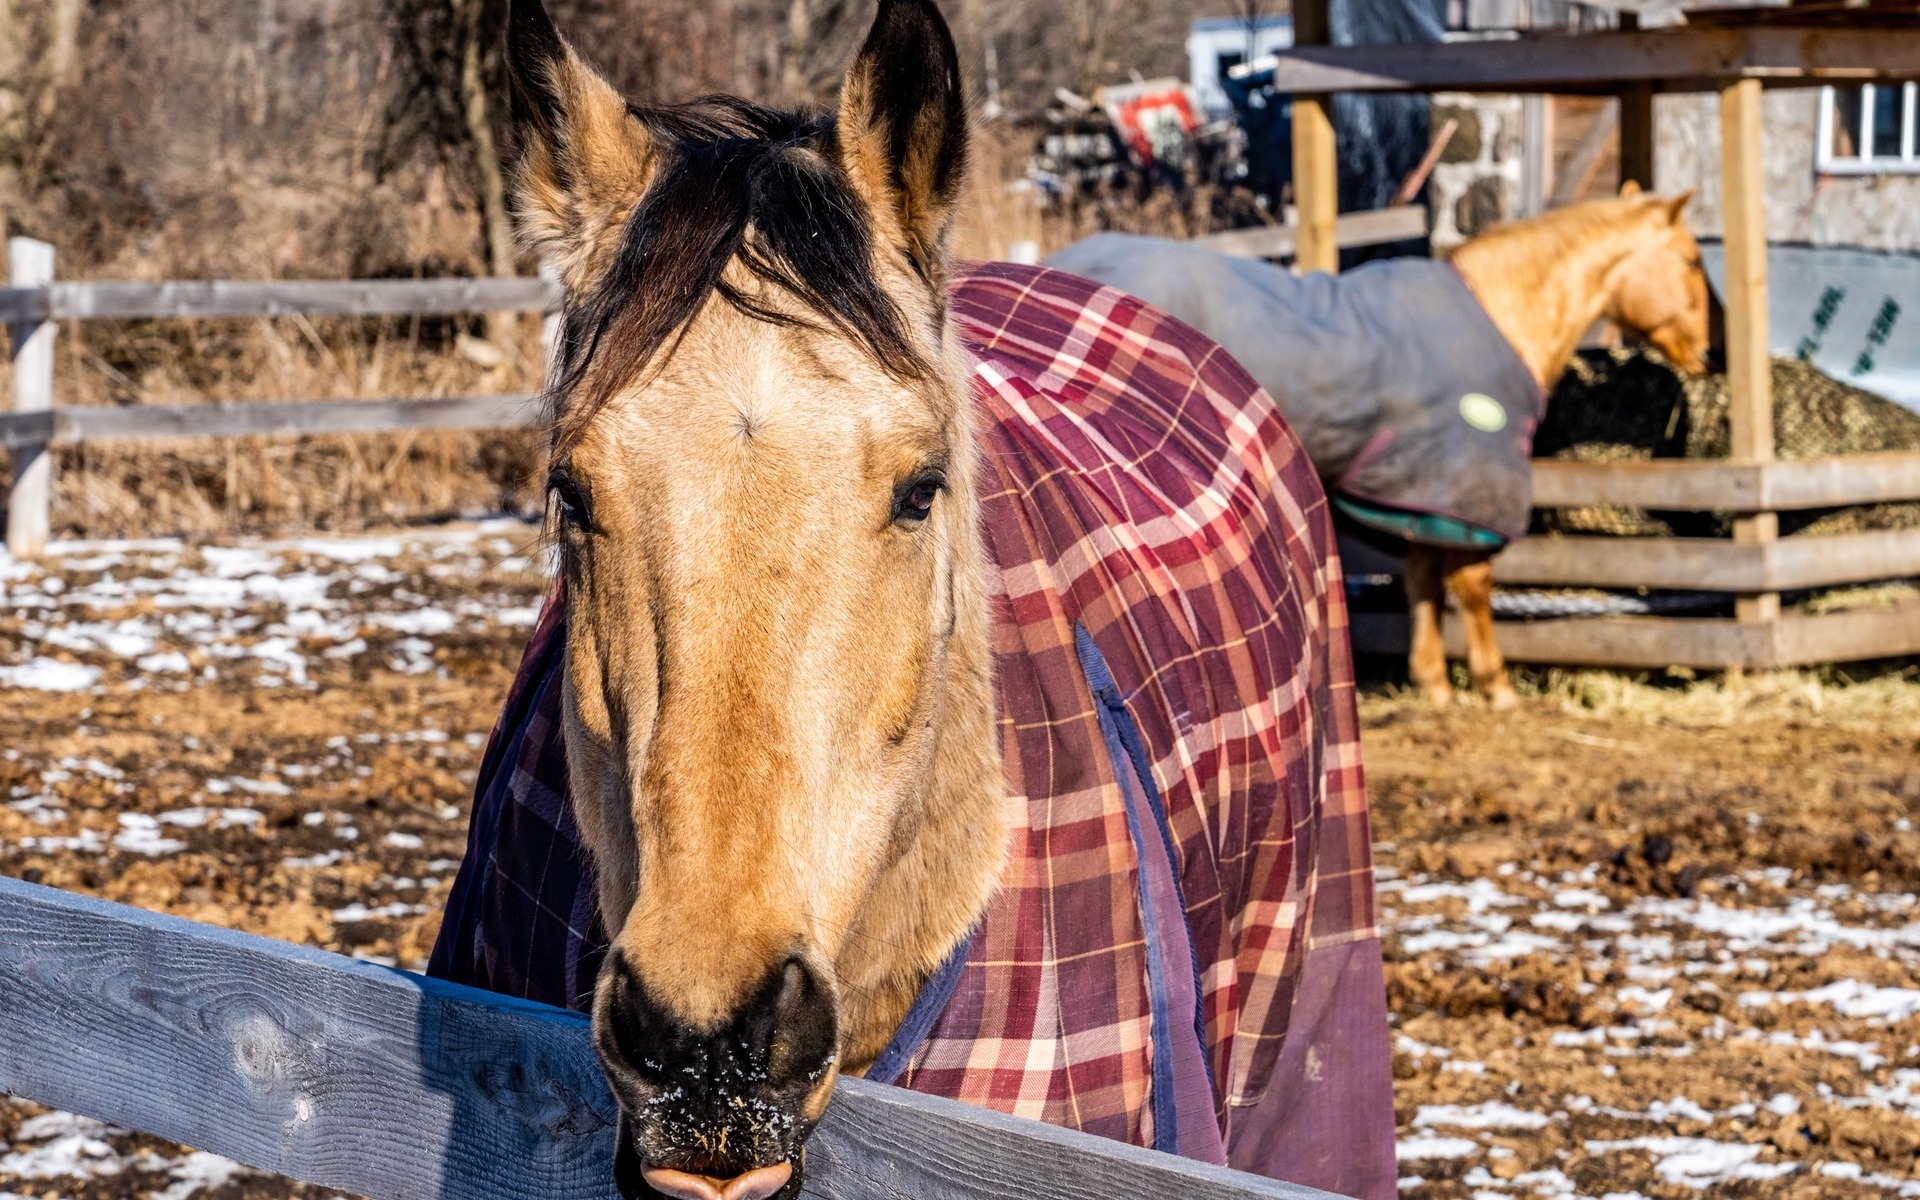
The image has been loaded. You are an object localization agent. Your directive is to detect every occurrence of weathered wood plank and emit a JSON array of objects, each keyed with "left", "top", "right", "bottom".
[
  {"left": 43, "top": 277, "right": 560, "bottom": 321},
  {"left": 1350, "top": 609, "right": 1771, "bottom": 669},
  {"left": 1256, "top": 25, "right": 1920, "bottom": 95},
  {"left": 1350, "top": 602, "right": 1920, "bottom": 670},
  {"left": 1494, "top": 528, "right": 1920, "bottom": 592},
  {"left": 1493, "top": 535, "right": 1764, "bottom": 591},
  {"left": 0, "top": 877, "right": 1343, "bottom": 1200},
  {"left": 1530, "top": 453, "right": 1920, "bottom": 511},
  {"left": 1769, "top": 599, "right": 1920, "bottom": 665},
  {"left": 56, "top": 395, "right": 543, "bottom": 442},
  {"left": 0, "top": 409, "right": 54, "bottom": 451},
  {"left": 0, "top": 285, "right": 50, "bottom": 324},
  {"left": 1195, "top": 207, "right": 1429, "bottom": 261},
  {"left": 1758, "top": 453, "right": 1920, "bottom": 510},
  {"left": 0, "top": 875, "right": 618, "bottom": 1200}
]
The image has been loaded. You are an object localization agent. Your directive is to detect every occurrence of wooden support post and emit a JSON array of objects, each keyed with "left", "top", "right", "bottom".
[
  {"left": 1719, "top": 77, "right": 1777, "bottom": 624},
  {"left": 1291, "top": 0, "right": 1339, "bottom": 275},
  {"left": 6, "top": 237, "right": 54, "bottom": 560},
  {"left": 1520, "top": 93, "right": 1552, "bottom": 215},
  {"left": 1618, "top": 84, "right": 1654, "bottom": 190}
]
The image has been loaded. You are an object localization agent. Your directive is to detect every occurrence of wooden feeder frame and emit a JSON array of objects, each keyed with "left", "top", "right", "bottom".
[{"left": 1277, "top": 4, "right": 1920, "bottom": 668}]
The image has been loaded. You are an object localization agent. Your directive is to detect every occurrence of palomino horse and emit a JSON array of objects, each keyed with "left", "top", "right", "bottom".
[
  {"left": 1048, "top": 189, "right": 1710, "bottom": 706},
  {"left": 431, "top": 2, "right": 1394, "bottom": 1199},
  {"left": 1427, "top": 187, "right": 1708, "bottom": 704}
]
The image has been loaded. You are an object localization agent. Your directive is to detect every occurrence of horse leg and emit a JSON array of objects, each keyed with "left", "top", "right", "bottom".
[
  {"left": 1403, "top": 543, "right": 1453, "bottom": 703},
  {"left": 1441, "top": 549, "right": 1518, "bottom": 709}
]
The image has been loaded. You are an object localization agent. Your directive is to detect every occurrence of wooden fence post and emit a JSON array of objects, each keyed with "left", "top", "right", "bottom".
[
  {"left": 1618, "top": 85, "right": 1655, "bottom": 190},
  {"left": 1291, "top": 0, "right": 1339, "bottom": 275},
  {"left": 1718, "top": 77, "right": 1778, "bottom": 624},
  {"left": 1616, "top": 13, "right": 1655, "bottom": 191},
  {"left": 6, "top": 237, "right": 54, "bottom": 560}
]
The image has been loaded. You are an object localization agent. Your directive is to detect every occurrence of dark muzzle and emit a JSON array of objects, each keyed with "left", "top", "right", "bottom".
[{"left": 596, "top": 953, "right": 837, "bottom": 1200}]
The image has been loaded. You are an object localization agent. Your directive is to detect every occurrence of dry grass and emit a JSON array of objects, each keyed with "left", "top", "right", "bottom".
[
  {"left": 1496, "top": 659, "right": 1920, "bottom": 729},
  {"left": 0, "top": 311, "right": 548, "bottom": 539}
]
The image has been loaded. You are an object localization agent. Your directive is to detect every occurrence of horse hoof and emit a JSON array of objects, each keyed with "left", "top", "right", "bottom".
[
  {"left": 1420, "top": 686, "right": 1455, "bottom": 706},
  {"left": 1484, "top": 687, "right": 1519, "bottom": 711}
]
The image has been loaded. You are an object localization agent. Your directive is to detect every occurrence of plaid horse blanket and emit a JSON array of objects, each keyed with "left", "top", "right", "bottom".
[{"left": 429, "top": 261, "right": 1395, "bottom": 1200}]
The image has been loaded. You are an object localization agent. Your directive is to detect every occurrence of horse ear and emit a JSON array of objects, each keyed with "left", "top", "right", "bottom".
[
  {"left": 506, "top": 0, "right": 654, "bottom": 291},
  {"left": 835, "top": 0, "right": 969, "bottom": 282},
  {"left": 1618, "top": 179, "right": 1643, "bottom": 198},
  {"left": 1663, "top": 189, "right": 1697, "bottom": 224}
]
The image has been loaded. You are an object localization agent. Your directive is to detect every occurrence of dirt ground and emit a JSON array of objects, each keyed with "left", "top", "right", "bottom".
[{"left": 1, "top": 525, "right": 1918, "bottom": 1200}]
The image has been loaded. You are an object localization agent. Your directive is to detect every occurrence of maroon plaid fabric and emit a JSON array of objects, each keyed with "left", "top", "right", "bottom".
[{"left": 430, "top": 261, "right": 1393, "bottom": 1200}]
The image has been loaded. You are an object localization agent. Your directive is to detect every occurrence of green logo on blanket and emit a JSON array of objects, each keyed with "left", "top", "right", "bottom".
[{"left": 1459, "top": 392, "right": 1508, "bottom": 433}]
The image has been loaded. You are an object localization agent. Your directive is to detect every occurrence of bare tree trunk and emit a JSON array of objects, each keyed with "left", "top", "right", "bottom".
[
  {"left": 455, "top": 0, "right": 515, "bottom": 280},
  {"left": 45, "top": 0, "right": 80, "bottom": 88},
  {"left": 1070, "top": 0, "right": 1111, "bottom": 96},
  {"left": 0, "top": 0, "right": 25, "bottom": 220},
  {"left": 0, "top": 0, "right": 23, "bottom": 141},
  {"left": 782, "top": 0, "right": 811, "bottom": 101}
]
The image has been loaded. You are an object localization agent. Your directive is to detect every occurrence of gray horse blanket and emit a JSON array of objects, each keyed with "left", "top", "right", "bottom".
[{"left": 1046, "top": 233, "right": 1542, "bottom": 546}]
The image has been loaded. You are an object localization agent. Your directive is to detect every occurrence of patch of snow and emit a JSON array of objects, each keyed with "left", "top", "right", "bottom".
[
  {"left": 330, "top": 902, "right": 427, "bottom": 923},
  {"left": 1584, "top": 1137, "right": 1796, "bottom": 1188},
  {"left": 1396, "top": 1136, "right": 1480, "bottom": 1162},
  {"left": 1414, "top": 1102, "right": 1552, "bottom": 1131},
  {"left": 1739, "top": 979, "right": 1920, "bottom": 1022},
  {"left": 0, "top": 658, "right": 100, "bottom": 691},
  {"left": 113, "top": 813, "right": 185, "bottom": 856}
]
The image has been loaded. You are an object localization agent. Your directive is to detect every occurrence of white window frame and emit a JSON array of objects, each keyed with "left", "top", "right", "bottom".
[{"left": 1816, "top": 82, "right": 1920, "bottom": 175}]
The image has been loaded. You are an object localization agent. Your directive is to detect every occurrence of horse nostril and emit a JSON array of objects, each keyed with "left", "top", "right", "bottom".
[
  {"left": 766, "top": 958, "right": 836, "bottom": 1085},
  {"left": 641, "top": 1162, "right": 793, "bottom": 1200}
]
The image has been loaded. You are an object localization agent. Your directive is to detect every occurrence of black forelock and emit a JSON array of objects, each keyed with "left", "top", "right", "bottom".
[{"left": 549, "top": 95, "right": 930, "bottom": 449}]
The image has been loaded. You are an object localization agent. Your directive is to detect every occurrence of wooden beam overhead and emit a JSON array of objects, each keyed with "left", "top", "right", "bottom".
[{"left": 1257, "top": 25, "right": 1920, "bottom": 95}]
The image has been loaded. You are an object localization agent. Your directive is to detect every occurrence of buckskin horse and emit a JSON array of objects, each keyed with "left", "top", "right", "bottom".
[
  {"left": 429, "top": 1, "right": 1394, "bottom": 1198},
  {"left": 1049, "top": 188, "right": 1711, "bottom": 707}
]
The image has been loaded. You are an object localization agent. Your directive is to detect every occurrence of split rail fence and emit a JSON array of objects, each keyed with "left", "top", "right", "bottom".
[
  {"left": 0, "top": 873, "right": 1335, "bottom": 1200},
  {"left": 1282, "top": 9, "right": 1920, "bottom": 669}
]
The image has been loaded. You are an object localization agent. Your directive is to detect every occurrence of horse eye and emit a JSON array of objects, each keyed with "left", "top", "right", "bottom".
[
  {"left": 549, "top": 473, "right": 592, "bottom": 529},
  {"left": 894, "top": 474, "right": 944, "bottom": 524}
]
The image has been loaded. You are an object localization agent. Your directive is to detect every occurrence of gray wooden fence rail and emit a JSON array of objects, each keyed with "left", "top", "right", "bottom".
[
  {"left": 0, "top": 237, "right": 563, "bottom": 559},
  {"left": 0, "top": 874, "right": 1340, "bottom": 1200}
]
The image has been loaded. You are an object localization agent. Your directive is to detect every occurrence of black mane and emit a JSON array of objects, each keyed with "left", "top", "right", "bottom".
[{"left": 549, "top": 95, "right": 929, "bottom": 447}]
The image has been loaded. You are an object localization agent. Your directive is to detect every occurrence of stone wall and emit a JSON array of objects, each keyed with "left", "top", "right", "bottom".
[
  {"left": 1655, "top": 90, "right": 1920, "bottom": 253},
  {"left": 1427, "top": 93, "right": 1524, "bottom": 252}
]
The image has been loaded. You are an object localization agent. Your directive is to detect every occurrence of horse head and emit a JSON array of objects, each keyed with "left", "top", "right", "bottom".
[
  {"left": 502, "top": 1, "right": 1005, "bottom": 1195},
  {"left": 1607, "top": 184, "right": 1710, "bottom": 374}
]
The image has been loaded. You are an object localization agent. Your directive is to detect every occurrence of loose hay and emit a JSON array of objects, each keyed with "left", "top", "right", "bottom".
[{"left": 1536, "top": 349, "right": 1920, "bottom": 540}]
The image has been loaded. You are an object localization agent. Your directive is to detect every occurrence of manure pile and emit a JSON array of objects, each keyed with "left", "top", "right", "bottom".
[{"left": 1534, "top": 350, "right": 1920, "bottom": 540}]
